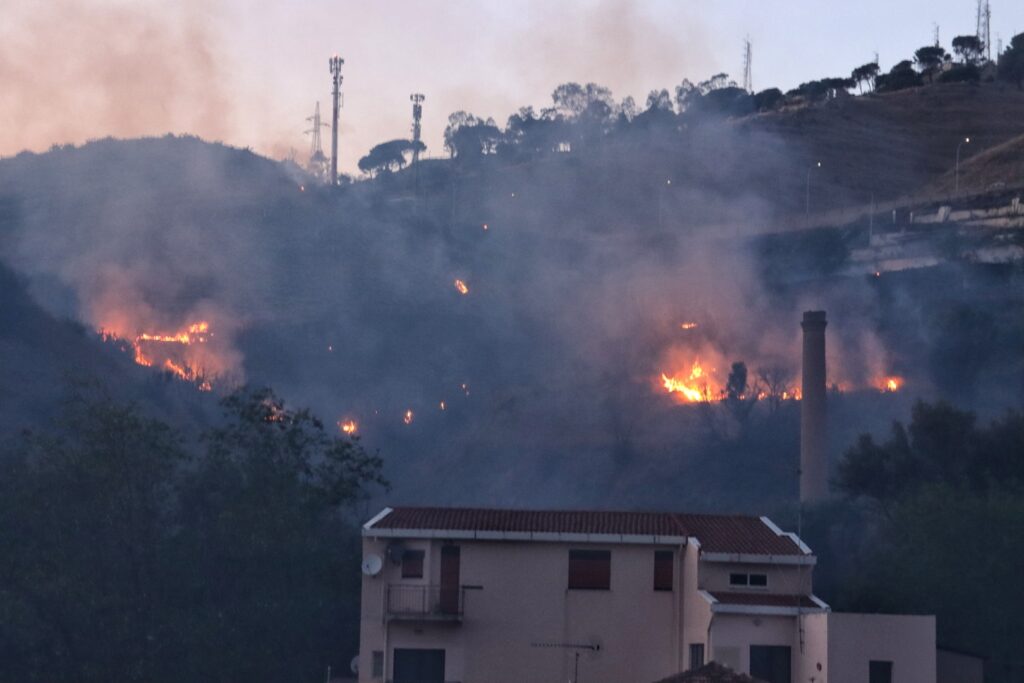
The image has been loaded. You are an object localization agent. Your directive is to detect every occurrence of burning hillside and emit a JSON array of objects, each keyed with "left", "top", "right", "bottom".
[{"left": 99, "top": 319, "right": 236, "bottom": 391}]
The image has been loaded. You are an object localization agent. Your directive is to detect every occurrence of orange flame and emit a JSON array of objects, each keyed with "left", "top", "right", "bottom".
[
  {"left": 879, "top": 376, "right": 903, "bottom": 392},
  {"left": 338, "top": 419, "right": 358, "bottom": 435},
  {"left": 680, "top": 322, "right": 698, "bottom": 330},
  {"left": 403, "top": 409, "right": 414, "bottom": 425},
  {"left": 454, "top": 279, "right": 469, "bottom": 295},
  {"left": 661, "top": 359, "right": 711, "bottom": 403},
  {"left": 101, "top": 320, "right": 215, "bottom": 390}
]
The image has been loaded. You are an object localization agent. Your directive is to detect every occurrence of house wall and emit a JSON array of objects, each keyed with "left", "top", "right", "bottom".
[
  {"left": 824, "top": 613, "right": 936, "bottom": 683},
  {"left": 359, "top": 536, "right": 687, "bottom": 683},
  {"left": 710, "top": 613, "right": 799, "bottom": 676},
  {"left": 681, "top": 539, "right": 713, "bottom": 669},
  {"left": 700, "top": 561, "right": 814, "bottom": 596}
]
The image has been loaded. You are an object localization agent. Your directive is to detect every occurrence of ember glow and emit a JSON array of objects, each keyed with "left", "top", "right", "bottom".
[
  {"left": 338, "top": 418, "right": 358, "bottom": 435},
  {"left": 454, "top": 279, "right": 469, "bottom": 295}
]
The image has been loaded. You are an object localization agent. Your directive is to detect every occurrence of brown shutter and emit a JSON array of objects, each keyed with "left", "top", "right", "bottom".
[
  {"left": 568, "top": 550, "right": 611, "bottom": 590},
  {"left": 654, "top": 550, "right": 674, "bottom": 591}
]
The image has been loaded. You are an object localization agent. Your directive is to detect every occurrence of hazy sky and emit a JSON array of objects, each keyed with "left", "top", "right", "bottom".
[{"left": 2, "top": 0, "right": 1022, "bottom": 173}]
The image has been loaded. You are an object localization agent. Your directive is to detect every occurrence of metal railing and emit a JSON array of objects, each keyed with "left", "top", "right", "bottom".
[{"left": 386, "top": 584, "right": 464, "bottom": 619}]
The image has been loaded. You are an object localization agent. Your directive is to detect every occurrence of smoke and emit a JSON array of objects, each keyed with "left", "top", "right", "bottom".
[
  {"left": 0, "top": 1, "right": 250, "bottom": 156},
  {"left": 6, "top": 75, "right": 1007, "bottom": 514}
]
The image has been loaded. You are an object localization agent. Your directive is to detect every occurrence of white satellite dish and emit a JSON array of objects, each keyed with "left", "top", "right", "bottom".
[{"left": 361, "top": 554, "right": 383, "bottom": 576}]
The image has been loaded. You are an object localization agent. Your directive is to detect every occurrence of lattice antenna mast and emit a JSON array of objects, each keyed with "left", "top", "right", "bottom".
[
  {"left": 410, "top": 93, "right": 425, "bottom": 164},
  {"left": 742, "top": 37, "right": 753, "bottom": 93},
  {"left": 305, "top": 102, "right": 328, "bottom": 158},
  {"left": 933, "top": 23, "right": 940, "bottom": 48},
  {"left": 976, "top": 0, "right": 991, "bottom": 60},
  {"left": 329, "top": 54, "right": 344, "bottom": 185}
]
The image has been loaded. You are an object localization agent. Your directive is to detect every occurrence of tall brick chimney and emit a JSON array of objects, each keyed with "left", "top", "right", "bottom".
[{"left": 800, "top": 310, "right": 828, "bottom": 503}]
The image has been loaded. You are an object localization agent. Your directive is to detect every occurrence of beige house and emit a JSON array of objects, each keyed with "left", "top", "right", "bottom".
[{"left": 357, "top": 507, "right": 936, "bottom": 683}]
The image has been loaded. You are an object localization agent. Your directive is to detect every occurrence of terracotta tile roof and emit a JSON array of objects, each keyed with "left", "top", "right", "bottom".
[
  {"left": 371, "top": 507, "right": 687, "bottom": 537},
  {"left": 365, "top": 507, "right": 806, "bottom": 556},
  {"left": 709, "top": 591, "right": 821, "bottom": 608},
  {"left": 677, "top": 513, "right": 801, "bottom": 555}
]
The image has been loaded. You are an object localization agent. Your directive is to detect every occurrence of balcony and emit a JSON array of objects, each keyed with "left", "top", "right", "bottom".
[{"left": 386, "top": 584, "right": 464, "bottom": 621}]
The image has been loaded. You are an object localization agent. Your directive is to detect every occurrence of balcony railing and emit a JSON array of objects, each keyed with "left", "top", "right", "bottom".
[{"left": 386, "top": 584, "right": 464, "bottom": 620}]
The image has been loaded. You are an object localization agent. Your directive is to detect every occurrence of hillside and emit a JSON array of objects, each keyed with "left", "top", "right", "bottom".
[
  {"left": 1, "top": 89, "right": 1022, "bottom": 513},
  {"left": 742, "top": 82, "right": 1024, "bottom": 209}
]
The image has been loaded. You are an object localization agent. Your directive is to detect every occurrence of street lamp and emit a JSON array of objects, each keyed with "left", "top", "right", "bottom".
[
  {"left": 658, "top": 178, "right": 672, "bottom": 229},
  {"left": 955, "top": 136, "right": 971, "bottom": 195},
  {"left": 805, "top": 161, "right": 822, "bottom": 217}
]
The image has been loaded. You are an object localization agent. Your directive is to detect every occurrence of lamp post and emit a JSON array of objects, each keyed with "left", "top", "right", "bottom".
[
  {"left": 805, "top": 161, "right": 821, "bottom": 217},
  {"left": 955, "top": 136, "right": 971, "bottom": 195},
  {"left": 658, "top": 178, "right": 671, "bottom": 229}
]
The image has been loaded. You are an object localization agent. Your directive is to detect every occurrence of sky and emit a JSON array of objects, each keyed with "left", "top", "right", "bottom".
[{"left": 2, "top": 0, "right": 1022, "bottom": 174}]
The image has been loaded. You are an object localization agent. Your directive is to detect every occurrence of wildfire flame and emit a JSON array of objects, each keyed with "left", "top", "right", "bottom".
[
  {"left": 100, "top": 320, "right": 214, "bottom": 390},
  {"left": 661, "top": 359, "right": 710, "bottom": 403},
  {"left": 879, "top": 376, "right": 903, "bottom": 392},
  {"left": 680, "top": 322, "right": 699, "bottom": 330},
  {"left": 338, "top": 419, "right": 358, "bottom": 435},
  {"left": 403, "top": 409, "right": 414, "bottom": 425},
  {"left": 454, "top": 279, "right": 469, "bottom": 295}
]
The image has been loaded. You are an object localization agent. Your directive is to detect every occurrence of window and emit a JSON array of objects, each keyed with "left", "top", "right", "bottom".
[
  {"left": 401, "top": 549, "right": 424, "bottom": 578},
  {"left": 371, "top": 651, "right": 384, "bottom": 678},
  {"left": 654, "top": 550, "right": 674, "bottom": 591},
  {"left": 689, "top": 643, "right": 705, "bottom": 670},
  {"left": 568, "top": 549, "right": 611, "bottom": 590},
  {"left": 729, "top": 572, "right": 768, "bottom": 588},
  {"left": 869, "top": 660, "right": 893, "bottom": 683}
]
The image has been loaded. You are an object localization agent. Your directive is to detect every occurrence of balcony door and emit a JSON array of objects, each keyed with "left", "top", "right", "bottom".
[
  {"left": 750, "top": 645, "right": 791, "bottom": 683},
  {"left": 393, "top": 648, "right": 445, "bottom": 683},
  {"left": 439, "top": 545, "right": 460, "bottom": 614}
]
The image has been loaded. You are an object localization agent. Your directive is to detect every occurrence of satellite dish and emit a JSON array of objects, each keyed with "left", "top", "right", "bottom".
[
  {"left": 361, "top": 554, "right": 383, "bottom": 576},
  {"left": 350, "top": 655, "right": 360, "bottom": 675}
]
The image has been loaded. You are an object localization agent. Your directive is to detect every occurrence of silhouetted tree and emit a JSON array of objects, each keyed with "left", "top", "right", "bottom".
[
  {"left": 753, "top": 87, "right": 784, "bottom": 111},
  {"left": 851, "top": 62, "right": 881, "bottom": 93},
  {"left": 997, "top": 32, "right": 1024, "bottom": 89},
  {"left": 357, "top": 139, "right": 424, "bottom": 176},
  {"left": 952, "top": 35, "right": 984, "bottom": 65},
  {"left": 875, "top": 60, "right": 923, "bottom": 92},
  {"left": 0, "top": 383, "right": 386, "bottom": 683},
  {"left": 914, "top": 45, "right": 948, "bottom": 81}
]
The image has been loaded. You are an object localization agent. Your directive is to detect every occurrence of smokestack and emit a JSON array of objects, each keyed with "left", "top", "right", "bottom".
[{"left": 800, "top": 310, "right": 828, "bottom": 503}]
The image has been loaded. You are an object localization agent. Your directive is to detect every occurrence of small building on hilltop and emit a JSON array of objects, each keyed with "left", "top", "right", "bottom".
[{"left": 356, "top": 506, "right": 936, "bottom": 683}]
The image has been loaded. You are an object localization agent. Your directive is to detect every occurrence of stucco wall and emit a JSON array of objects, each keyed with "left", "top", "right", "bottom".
[
  {"left": 359, "top": 536, "right": 688, "bottom": 683},
  {"left": 710, "top": 613, "right": 799, "bottom": 676},
  {"left": 825, "top": 613, "right": 936, "bottom": 683},
  {"left": 700, "top": 561, "right": 813, "bottom": 596}
]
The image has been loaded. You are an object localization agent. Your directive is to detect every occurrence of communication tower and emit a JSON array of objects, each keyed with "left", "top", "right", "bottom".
[
  {"left": 304, "top": 102, "right": 329, "bottom": 181},
  {"left": 976, "top": 0, "right": 991, "bottom": 60},
  {"left": 329, "top": 54, "right": 345, "bottom": 185},
  {"left": 742, "top": 37, "right": 753, "bottom": 93},
  {"left": 410, "top": 93, "right": 425, "bottom": 164}
]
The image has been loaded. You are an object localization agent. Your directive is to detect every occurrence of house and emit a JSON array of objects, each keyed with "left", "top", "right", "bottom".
[{"left": 357, "top": 506, "right": 936, "bottom": 683}]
